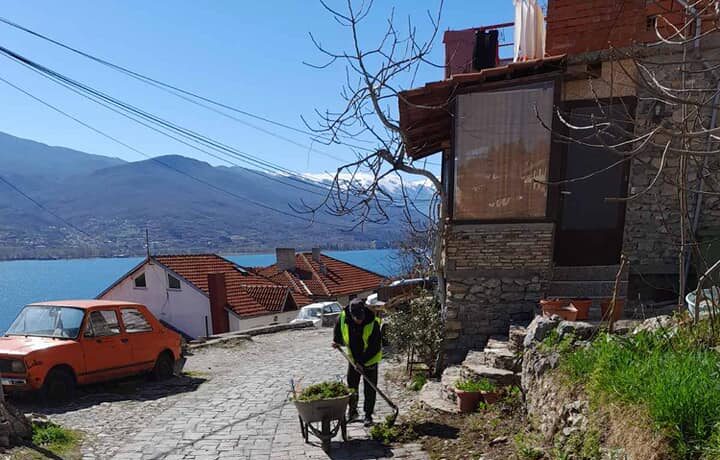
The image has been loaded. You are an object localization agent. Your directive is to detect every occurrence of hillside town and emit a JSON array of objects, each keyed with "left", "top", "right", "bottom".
[{"left": 1, "top": 0, "right": 720, "bottom": 459}]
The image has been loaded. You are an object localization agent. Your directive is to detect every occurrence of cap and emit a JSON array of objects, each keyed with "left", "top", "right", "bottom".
[{"left": 349, "top": 298, "right": 366, "bottom": 321}]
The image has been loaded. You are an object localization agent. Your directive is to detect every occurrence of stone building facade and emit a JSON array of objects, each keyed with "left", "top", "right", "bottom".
[{"left": 400, "top": 0, "right": 720, "bottom": 363}]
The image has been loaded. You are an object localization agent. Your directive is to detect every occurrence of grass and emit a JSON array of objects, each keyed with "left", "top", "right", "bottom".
[
  {"left": 513, "top": 432, "right": 544, "bottom": 460},
  {"left": 409, "top": 373, "right": 427, "bottom": 391},
  {"left": 31, "top": 421, "right": 80, "bottom": 456},
  {"left": 455, "top": 378, "right": 496, "bottom": 393},
  {"left": 558, "top": 324, "right": 720, "bottom": 459},
  {"left": 294, "top": 381, "right": 353, "bottom": 402}
]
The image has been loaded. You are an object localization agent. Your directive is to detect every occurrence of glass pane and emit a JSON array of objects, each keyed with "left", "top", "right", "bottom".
[
  {"left": 121, "top": 309, "right": 153, "bottom": 333},
  {"left": 168, "top": 274, "right": 181, "bottom": 290},
  {"left": 454, "top": 82, "right": 554, "bottom": 220},
  {"left": 88, "top": 310, "right": 120, "bottom": 337},
  {"left": 7, "top": 306, "right": 84, "bottom": 338},
  {"left": 134, "top": 273, "right": 146, "bottom": 288}
]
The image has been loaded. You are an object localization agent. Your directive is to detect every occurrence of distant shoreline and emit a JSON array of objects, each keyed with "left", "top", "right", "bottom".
[{"left": 0, "top": 246, "right": 395, "bottom": 263}]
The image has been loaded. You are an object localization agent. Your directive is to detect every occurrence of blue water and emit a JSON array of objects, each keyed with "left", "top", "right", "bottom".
[{"left": 0, "top": 249, "right": 400, "bottom": 332}]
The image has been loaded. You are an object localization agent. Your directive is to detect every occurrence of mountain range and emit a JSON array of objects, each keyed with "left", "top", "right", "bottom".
[{"left": 0, "top": 131, "right": 431, "bottom": 260}]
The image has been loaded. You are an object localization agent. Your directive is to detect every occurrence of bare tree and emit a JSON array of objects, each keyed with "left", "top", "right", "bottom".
[
  {"left": 541, "top": 1, "right": 720, "bottom": 321},
  {"left": 302, "top": 0, "right": 448, "bottom": 306}
]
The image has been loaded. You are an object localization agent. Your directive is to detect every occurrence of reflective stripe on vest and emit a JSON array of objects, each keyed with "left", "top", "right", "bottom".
[{"left": 339, "top": 311, "right": 382, "bottom": 366}]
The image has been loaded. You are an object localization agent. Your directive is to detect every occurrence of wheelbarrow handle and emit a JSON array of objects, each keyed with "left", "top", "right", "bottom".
[{"left": 335, "top": 347, "right": 399, "bottom": 413}]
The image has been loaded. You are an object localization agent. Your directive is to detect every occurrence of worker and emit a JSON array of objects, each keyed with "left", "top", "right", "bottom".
[{"left": 332, "top": 297, "right": 382, "bottom": 427}]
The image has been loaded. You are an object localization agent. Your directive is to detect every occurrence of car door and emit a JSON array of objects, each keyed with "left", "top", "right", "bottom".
[
  {"left": 80, "top": 308, "right": 133, "bottom": 383},
  {"left": 119, "top": 307, "right": 158, "bottom": 371}
]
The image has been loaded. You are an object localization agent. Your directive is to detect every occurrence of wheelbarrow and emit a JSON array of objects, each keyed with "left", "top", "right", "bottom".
[{"left": 293, "top": 394, "right": 349, "bottom": 453}]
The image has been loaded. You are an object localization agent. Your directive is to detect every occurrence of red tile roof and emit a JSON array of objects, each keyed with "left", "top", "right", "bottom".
[
  {"left": 255, "top": 253, "right": 386, "bottom": 300},
  {"left": 153, "top": 254, "right": 298, "bottom": 318}
]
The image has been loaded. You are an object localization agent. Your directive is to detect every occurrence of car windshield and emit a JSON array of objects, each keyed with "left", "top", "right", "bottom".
[
  {"left": 299, "top": 308, "right": 322, "bottom": 319},
  {"left": 6, "top": 305, "right": 85, "bottom": 339}
]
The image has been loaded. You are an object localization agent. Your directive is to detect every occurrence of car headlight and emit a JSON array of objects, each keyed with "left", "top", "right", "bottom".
[{"left": 10, "top": 360, "right": 26, "bottom": 373}]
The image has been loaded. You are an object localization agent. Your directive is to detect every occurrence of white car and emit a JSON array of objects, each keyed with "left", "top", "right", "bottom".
[{"left": 290, "top": 301, "right": 343, "bottom": 327}]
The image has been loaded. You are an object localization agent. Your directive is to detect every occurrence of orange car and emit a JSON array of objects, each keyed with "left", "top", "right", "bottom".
[{"left": 0, "top": 300, "right": 183, "bottom": 401}]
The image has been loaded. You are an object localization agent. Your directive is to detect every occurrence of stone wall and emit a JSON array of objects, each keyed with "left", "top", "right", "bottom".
[{"left": 443, "top": 223, "right": 554, "bottom": 364}]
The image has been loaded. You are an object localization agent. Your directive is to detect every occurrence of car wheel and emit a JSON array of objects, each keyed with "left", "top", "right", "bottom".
[
  {"left": 151, "top": 352, "right": 175, "bottom": 381},
  {"left": 42, "top": 368, "right": 75, "bottom": 404}
]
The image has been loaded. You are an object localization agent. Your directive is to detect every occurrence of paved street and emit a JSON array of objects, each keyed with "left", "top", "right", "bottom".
[{"left": 18, "top": 328, "right": 427, "bottom": 460}]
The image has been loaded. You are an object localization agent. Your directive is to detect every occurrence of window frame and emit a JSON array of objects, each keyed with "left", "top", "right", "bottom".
[
  {"left": 84, "top": 309, "right": 122, "bottom": 338},
  {"left": 120, "top": 308, "right": 154, "bottom": 334},
  {"left": 133, "top": 272, "right": 147, "bottom": 289},
  {"left": 449, "top": 75, "right": 562, "bottom": 224},
  {"left": 167, "top": 273, "right": 181, "bottom": 291}
]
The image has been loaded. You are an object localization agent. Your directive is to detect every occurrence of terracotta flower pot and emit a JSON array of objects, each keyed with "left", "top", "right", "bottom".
[
  {"left": 600, "top": 299, "right": 625, "bottom": 322},
  {"left": 540, "top": 299, "right": 570, "bottom": 318},
  {"left": 482, "top": 390, "right": 501, "bottom": 405},
  {"left": 570, "top": 299, "right": 592, "bottom": 321},
  {"left": 455, "top": 389, "right": 482, "bottom": 413}
]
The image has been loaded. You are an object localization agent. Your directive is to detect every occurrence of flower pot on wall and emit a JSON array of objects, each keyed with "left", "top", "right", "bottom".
[
  {"left": 540, "top": 299, "right": 570, "bottom": 318},
  {"left": 570, "top": 299, "right": 592, "bottom": 321},
  {"left": 600, "top": 299, "right": 625, "bottom": 322},
  {"left": 455, "top": 389, "right": 482, "bottom": 414}
]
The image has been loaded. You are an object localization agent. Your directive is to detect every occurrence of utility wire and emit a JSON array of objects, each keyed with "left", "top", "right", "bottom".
[
  {"left": 0, "top": 174, "right": 93, "bottom": 239},
  {"left": 0, "top": 74, "right": 349, "bottom": 229},
  {"left": 0, "top": 15, "right": 442, "bottom": 167}
]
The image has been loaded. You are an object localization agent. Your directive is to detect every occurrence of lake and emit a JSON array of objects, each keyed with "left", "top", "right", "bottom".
[{"left": 0, "top": 249, "right": 400, "bottom": 332}]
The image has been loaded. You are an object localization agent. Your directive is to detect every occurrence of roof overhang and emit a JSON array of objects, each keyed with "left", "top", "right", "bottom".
[{"left": 398, "top": 55, "right": 567, "bottom": 160}]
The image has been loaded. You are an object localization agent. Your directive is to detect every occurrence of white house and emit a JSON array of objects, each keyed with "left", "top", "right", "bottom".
[{"left": 98, "top": 254, "right": 300, "bottom": 338}]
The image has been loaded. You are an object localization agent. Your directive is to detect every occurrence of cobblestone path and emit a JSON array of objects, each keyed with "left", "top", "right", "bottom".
[{"left": 18, "top": 328, "right": 428, "bottom": 460}]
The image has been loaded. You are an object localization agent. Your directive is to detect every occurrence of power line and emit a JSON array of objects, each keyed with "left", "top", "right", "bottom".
[
  {"left": 0, "top": 15, "right": 442, "bottom": 167},
  {"left": 0, "top": 174, "right": 93, "bottom": 239},
  {"left": 0, "top": 74, "right": 350, "bottom": 229}
]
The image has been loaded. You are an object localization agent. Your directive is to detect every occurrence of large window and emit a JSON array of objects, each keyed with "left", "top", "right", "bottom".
[{"left": 454, "top": 81, "right": 554, "bottom": 220}]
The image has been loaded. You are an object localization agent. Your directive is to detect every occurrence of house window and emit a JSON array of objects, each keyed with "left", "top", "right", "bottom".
[
  {"left": 121, "top": 308, "right": 153, "bottom": 333},
  {"left": 454, "top": 81, "right": 554, "bottom": 220},
  {"left": 134, "top": 273, "right": 147, "bottom": 289},
  {"left": 167, "top": 274, "right": 181, "bottom": 290}
]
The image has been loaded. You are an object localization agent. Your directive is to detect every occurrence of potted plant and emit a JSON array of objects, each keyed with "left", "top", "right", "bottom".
[
  {"left": 600, "top": 298, "right": 625, "bottom": 322},
  {"left": 454, "top": 378, "right": 484, "bottom": 413},
  {"left": 570, "top": 298, "right": 592, "bottom": 321}
]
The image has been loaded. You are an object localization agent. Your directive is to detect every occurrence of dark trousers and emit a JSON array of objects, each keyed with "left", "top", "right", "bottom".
[{"left": 347, "top": 363, "right": 378, "bottom": 417}]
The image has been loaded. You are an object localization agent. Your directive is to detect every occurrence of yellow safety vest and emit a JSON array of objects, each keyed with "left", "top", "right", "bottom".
[{"left": 339, "top": 311, "right": 382, "bottom": 366}]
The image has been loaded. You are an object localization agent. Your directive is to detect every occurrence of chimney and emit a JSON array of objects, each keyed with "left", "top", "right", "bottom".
[
  {"left": 312, "top": 247, "right": 322, "bottom": 262},
  {"left": 276, "top": 248, "right": 296, "bottom": 271},
  {"left": 207, "top": 273, "right": 229, "bottom": 335}
]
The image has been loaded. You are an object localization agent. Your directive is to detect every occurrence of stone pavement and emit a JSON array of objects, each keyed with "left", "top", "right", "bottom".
[{"left": 18, "top": 328, "right": 428, "bottom": 459}]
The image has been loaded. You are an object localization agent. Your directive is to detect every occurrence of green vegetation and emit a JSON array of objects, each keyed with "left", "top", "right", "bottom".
[
  {"left": 369, "top": 416, "right": 417, "bottom": 444},
  {"left": 31, "top": 421, "right": 79, "bottom": 456},
  {"left": 294, "top": 381, "right": 353, "bottom": 402},
  {"left": 513, "top": 432, "right": 544, "bottom": 460},
  {"left": 558, "top": 324, "right": 720, "bottom": 459},
  {"left": 554, "top": 428, "right": 601, "bottom": 460},
  {"left": 455, "top": 378, "right": 496, "bottom": 393},
  {"left": 408, "top": 373, "right": 427, "bottom": 391}
]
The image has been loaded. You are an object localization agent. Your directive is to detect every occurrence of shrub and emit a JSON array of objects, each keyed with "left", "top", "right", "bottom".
[
  {"left": 385, "top": 292, "right": 444, "bottom": 374},
  {"left": 32, "top": 422, "right": 78, "bottom": 454},
  {"left": 455, "top": 378, "right": 496, "bottom": 393},
  {"left": 409, "top": 373, "right": 427, "bottom": 391},
  {"left": 369, "top": 416, "right": 417, "bottom": 444},
  {"left": 295, "top": 381, "right": 353, "bottom": 402}
]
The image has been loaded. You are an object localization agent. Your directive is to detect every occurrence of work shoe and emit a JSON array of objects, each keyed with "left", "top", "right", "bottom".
[{"left": 363, "top": 415, "right": 374, "bottom": 427}]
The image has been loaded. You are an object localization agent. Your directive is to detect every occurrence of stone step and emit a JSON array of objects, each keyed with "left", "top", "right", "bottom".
[
  {"left": 465, "top": 347, "right": 520, "bottom": 373},
  {"left": 547, "top": 280, "right": 628, "bottom": 298},
  {"left": 461, "top": 362, "right": 519, "bottom": 387},
  {"left": 552, "top": 265, "right": 623, "bottom": 281},
  {"left": 440, "top": 365, "right": 463, "bottom": 402},
  {"left": 508, "top": 325, "right": 527, "bottom": 352},
  {"left": 419, "top": 381, "right": 459, "bottom": 414}
]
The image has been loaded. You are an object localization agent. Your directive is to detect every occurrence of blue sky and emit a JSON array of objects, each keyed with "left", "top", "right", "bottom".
[{"left": 0, "top": 0, "right": 513, "bottom": 176}]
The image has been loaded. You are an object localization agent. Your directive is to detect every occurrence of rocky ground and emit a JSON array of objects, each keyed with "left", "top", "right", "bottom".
[{"left": 6, "top": 328, "right": 428, "bottom": 460}]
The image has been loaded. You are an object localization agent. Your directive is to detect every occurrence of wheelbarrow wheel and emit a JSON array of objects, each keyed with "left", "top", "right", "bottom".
[
  {"left": 321, "top": 419, "right": 331, "bottom": 453},
  {"left": 298, "top": 416, "right": 308, "bottom": 443}
]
